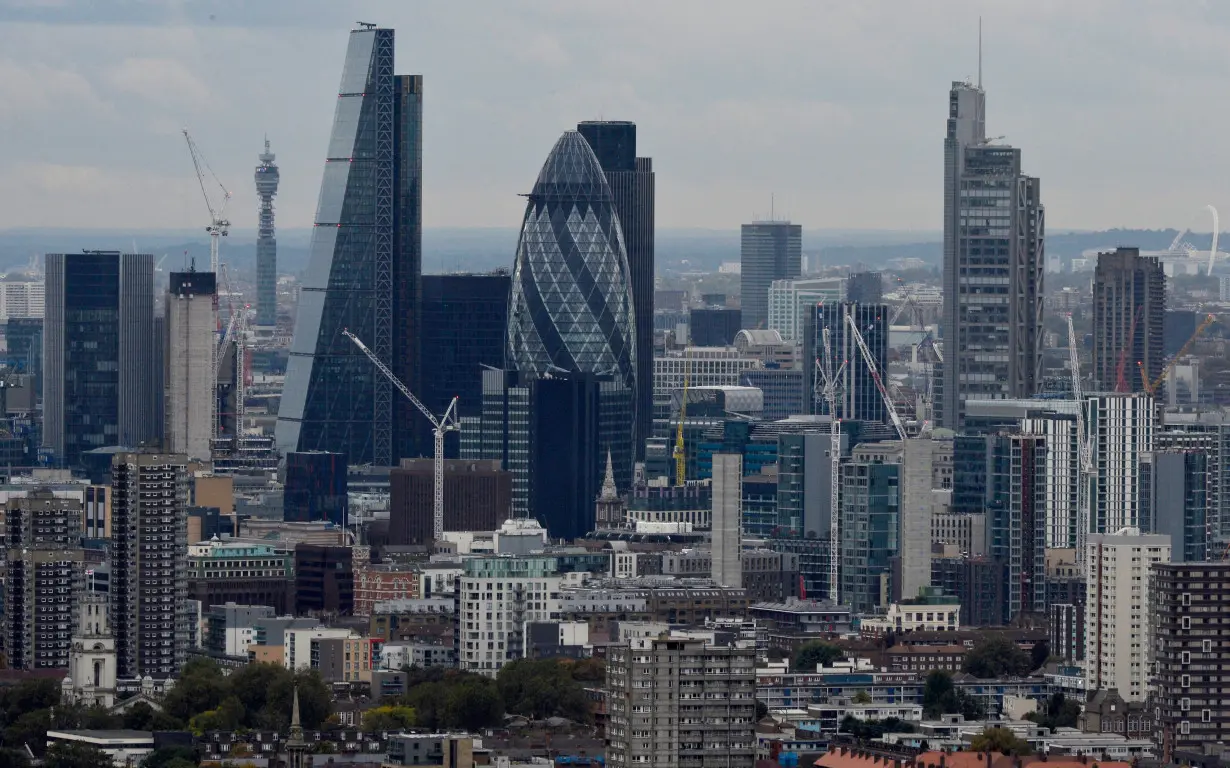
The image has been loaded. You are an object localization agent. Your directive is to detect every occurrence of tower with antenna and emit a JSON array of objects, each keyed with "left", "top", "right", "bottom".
[{"left": 254, "top": 138, "right": 280, "bottom": 327}]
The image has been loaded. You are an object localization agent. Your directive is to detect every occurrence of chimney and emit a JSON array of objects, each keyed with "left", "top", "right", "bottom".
[
  {"left": 940, "top": 756, "right": 946, "bottom": 768},
  {"left": 986, "top": 751, "right": 993, "bottom": 768}
]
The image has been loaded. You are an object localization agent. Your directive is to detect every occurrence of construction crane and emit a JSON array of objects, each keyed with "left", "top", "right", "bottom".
[
  {"left": 844, "top": 306, "right": 907, "bottom": 441},
  {"left": 344, "top": 330, "right": 458, "bottom": 542},
  {"left": 182, "top": 129, "right": 231, "bottom": 274},
  {"left": 673, "top": 350, "right": 691, "bottom": 486},
  {"left": 1141, "top": 313, "right": 1216, "bottom": 396},
  {"left": 214, "top": 309, "right": 241, "bottom": 437},
  {"left": 814, "top": 325, "right": 847, "bottom": 603},
  {"left": 1067, "top": 314, "right": 1093, "bottom": 565}
]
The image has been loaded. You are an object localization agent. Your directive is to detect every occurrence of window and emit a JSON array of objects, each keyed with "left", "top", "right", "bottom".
[
  {"left": 1183, "top": 593, "right": 1191, "bottom": 606},
  {"left": 1182, "top": 651, "right": 1191, "bottom": 664},
  {"left": 1181, "top": 721, "right": 1191, "bottom": 735},
  {"left": 1183, "top": 616, "right": 1192, "bottom": 630},
  {"left": 1181, "top": 698, "right": 1190, "bottom": 711}
]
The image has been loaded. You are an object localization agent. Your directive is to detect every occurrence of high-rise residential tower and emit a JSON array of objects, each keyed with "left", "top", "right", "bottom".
[
  {"left": 740, "top": 221, "right": 801, "bottom": 331},
  {"left": 278, "top": 26, "right": 423, "bottom": 466},
  {"left": 44, "top": 251, "right": 157, "bottom": 468},
  {"left": 110, "top": 451, "right": 189, "bottom": 679},
  {"left": 1091, "top": 247, "right": 1165, "bottom": 392},
  {"left": 577, "top": 121, "right": 655, "bottom": 460},
  {"left": 938, "top": 81, "right": 1044, "bottom": 429},
  {"left": 164, "top": 270, "right": 216, "bottom": 460},
  {"left": 254, "top": 139, "right": 280, "bottom": 328}
]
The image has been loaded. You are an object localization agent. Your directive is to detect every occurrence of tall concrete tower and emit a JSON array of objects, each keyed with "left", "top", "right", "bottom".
[{"left": 254, "top": 139, "right": 279, "bottom": 328}]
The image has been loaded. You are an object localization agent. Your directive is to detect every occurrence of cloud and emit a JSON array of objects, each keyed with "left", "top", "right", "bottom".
[
  {"left": 105, "top": 57, "right": 211, "bottom": 108},
  {"left": 0, "top": 59, "right": 105, "bottom": 124}
]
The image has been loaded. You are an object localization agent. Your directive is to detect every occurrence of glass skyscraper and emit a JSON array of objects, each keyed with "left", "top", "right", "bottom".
[
  {"left": 43, "top": 251, "right": 157, "bottom": 468},
  {"left": 277, "top": 26, "right": 422, "bottom": 466},
  {"left": 740, "top": 221, "right": 801, "bottom": 331}
]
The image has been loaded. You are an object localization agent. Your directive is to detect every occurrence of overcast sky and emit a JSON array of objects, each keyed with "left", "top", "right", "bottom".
[{"left": 1, "top": 0, "right": 1228, "bottom": 234}]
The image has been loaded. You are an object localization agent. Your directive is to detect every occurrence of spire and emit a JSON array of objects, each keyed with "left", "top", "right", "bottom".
[
  {"left": 287, "top": 684, "right": 305, "bottom": 748},
  {"left": 600, "top": 450, "right": 618, "bottom": 499},
  {"left": 291, "top": 685, "right": 301, "bottom": 728}
]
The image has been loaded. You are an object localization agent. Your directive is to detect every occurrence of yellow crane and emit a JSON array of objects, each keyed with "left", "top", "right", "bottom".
[
  {"left": 673, "top": 350, "right": 691, "bottom": 485},
  {"left": 1139, "top": 313, "right": 1216, "bottom": 395}
]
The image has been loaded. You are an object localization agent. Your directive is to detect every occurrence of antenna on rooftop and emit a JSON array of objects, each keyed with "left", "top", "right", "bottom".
[{"left": 978, "top": 17, "right": 983, "bottom": 89}]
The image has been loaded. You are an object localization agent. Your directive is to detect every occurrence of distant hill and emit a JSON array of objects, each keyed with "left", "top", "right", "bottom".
[{"left": 0, "top": 226, "right": 1217, "bottom": 276}]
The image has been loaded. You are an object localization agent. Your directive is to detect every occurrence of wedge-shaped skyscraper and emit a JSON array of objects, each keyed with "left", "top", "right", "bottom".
[{"left": 507, "top": 131, "right": 637, "bottom": 394}]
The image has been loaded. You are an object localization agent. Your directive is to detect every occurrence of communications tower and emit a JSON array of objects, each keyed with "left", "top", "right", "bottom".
[{"left": 254, "top": 138, "right": 280, "bottom": 327}]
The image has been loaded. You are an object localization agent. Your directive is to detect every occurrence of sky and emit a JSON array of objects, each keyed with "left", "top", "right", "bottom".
[{"left": 1, "top": 0, "right": 1229, "bottom": 234}]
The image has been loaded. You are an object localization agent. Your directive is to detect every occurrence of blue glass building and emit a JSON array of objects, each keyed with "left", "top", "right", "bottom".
[{"left": 278, "top": 26, "right": 422, "bottom": 466}]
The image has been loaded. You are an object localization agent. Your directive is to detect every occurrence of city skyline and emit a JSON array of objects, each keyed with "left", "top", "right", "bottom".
[{"left": 2, "top": 2, "right": 1229, "bottom": 234}]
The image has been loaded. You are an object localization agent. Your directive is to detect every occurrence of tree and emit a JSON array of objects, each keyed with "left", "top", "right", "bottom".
[
  {"left": 840, "top": 716, "right": 915, "bottom": 742},
  {"left": 361, "top": 705, "right": 416, "bottom": 733},
  {"left": 792, "top": 641, "right": 844, "bottom": 671},
  {"left": 852, "top": 690, "right": 873, "bottom": 704},
  {"left": 43, "top": 742, "right": 114, "bottom": 768},
  {"left": 1025, "top": 692, "right": 1081, "bottom": 731},
  {"left": 0, "top": 749, "right": 29, "bottom": 768},
  {"left": 444, "top": 678, "right": 504, "bottom": 731},
  {"left": 1029, "top": 640, "right": 1051, "bottom": 671},
  {"left": 162, "top": 658, "right": 229, "bottom": 724},
  {"left": 3, "top": 710, "right": 50, "bottom": 756},
  {"left": 497, "top": 659, "right": 591, "bottom": 723},
  {"left": 969, "top": 727, "right": 1032, "bottom": 756},
  {"left": 755, "top": 700, "right": 768, "bottom": 719},
  {"left": 140, "top": 746, "right": 200, "bottom": 768},
  {"left": 189, "top": 696, "right": 245, "bottom": 735},
  {"left": 922, "top": 670, "right": 983, "bottom": 720},
  {"left": 122, "top": 702, "right": 183, "bottom": 732},
  {"left": 963, "top": 637, "right": 1032, "bottom": 679}
]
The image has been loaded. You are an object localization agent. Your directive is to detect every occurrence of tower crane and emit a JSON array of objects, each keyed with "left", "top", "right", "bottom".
[
  {"left": 344, "top": 330, "right": 458, "bottom": 542},
  {"left": 1140, "top": 313, "right": 1216, "bottom": 396},
  {"left": 673, "top": 350, "right": 691, "bottom": 486},
  {"left": 1114, "top": 306, "right": 1144, "bottom": 393},
  {"left": 844, "top": 306, "right": 907, "bottom": 442},
  {"left": 215, "top": 309, "right": 242, "bottom": 438},
  {"left": 814, "top": 324, "right": 848, "bottom": 603},
  {"left": 1067, "top": 314, "right": 1094, "bottom": 566},
  {"left": 182, "top": 129, "right": 231, "bottom": 275}
]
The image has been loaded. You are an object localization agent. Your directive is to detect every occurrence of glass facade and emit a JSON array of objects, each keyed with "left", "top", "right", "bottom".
[
  {"left": 507, "top": 131, "right": 636, "bottom": 395},
  {"left": 278, "top": 28, "right": 422, "bottom": 466},
  {"left": 804, "top": 302, "right": 889, "bottom": 425},
  {"left": 283, "top": 451, "right": 349, "bottom": 527},
  {"left": 840, "top": 460, "right": 899, "bottom": 612},
  {"left": 740, "top": 222, "right": 801, "bottom": 331}
]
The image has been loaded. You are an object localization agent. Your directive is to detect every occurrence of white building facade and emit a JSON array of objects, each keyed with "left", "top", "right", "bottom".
[
  {"left": 458, "top": 555, "right": 564, "bottom": 677},
  {"left": 767, "top": 277, "right": 845, "bottom": 342},
  {"left": 1087, "top": 394, "right": 1154, "bottom": 533}
]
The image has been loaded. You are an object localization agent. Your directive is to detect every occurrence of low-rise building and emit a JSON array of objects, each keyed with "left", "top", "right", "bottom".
[
  {"left": 859, "top": 600, "right": 960, "bottom": 637},
  {"left": 748, "top": 599, "right": 853, "bottom": 636},
  {"left": 186, "top": 538, "right": 295, "bottom": 614},
  {"left": 45, "top": 730, "right": 154, "bottom": 767}
]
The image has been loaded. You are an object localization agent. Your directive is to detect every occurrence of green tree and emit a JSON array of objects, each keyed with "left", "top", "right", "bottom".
[
  {"left": 361, "top": 705, "right": 416, "bottom": 733},
  {"left": 969, "top": 727, "right": 1032, "bottom": 756},
  {"left": 43, "top": 741, "right": 114, "bottom": 768},
  {"left": 444, "top": 678, "right": 504, "bottom": 731},
  {"left": 189, "top": 695, "right": 245, "bottom": 735},
  {"left": 791, "top": 641, "right": 845, "bottom": 671},
  {"left": 963, "top": 637, "right": 1032, "bottom": 678},
  {"left": 852, "top": 690, "right": 872, "bottom": 704},
  {"left": 140, "top": 745, "right": 200, "bottom": 768},
  {"left": 840, "top": 716, "right": 916, "bottom": 742},
  {"left": 497, "top": 659, "right": 591, "bottom": 722},
  {"left": 1025, "top": 692, "right": 1081, "bottom": 731},
  {"left": 122, "top": 702, "right": 184, "bottom": 732},
  {"left": 921, "top": 670, "right": 956, "bottom": 718},
  {"left": 162, "top": 658, "right": 229, "bottom": 724},
  {"left": 0, "top": 749, "right": 29, "bottom": 768},
  {"left": 1029, "top": 640, "right": 1051, "bottom": 671},
  {"left": 2, "top": 710, "right": 50, "bottom": 755}
]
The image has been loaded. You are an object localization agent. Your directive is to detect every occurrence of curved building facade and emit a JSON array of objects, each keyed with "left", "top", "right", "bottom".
[{"left": 507, "top": 131, "right": 637, "bottom": 393}]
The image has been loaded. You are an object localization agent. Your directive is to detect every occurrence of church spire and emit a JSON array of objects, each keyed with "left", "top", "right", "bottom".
[{"left": 600, "top": 450, "right": 617, "bottom": 499}]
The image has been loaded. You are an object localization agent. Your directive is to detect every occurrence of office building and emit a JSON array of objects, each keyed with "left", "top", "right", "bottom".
[
  {"left": 283, "top": 451, "right": 348, "bottom": 526},
  {"left": 7, "top": 317, "right": 42, "bottom": 389},
  {"left": 110, "top": 451, "right": 190, "bottom": 679},
  {"left": 767, "top": 276, "right": 844, "bottom": 342},
  {"left": 0, "top": 278, "right": 44, "bottom": 320},
  {"left": 938, "top": 80, "right": 1044, "bottom": 429},
  {"left": 1021, "top": 410, "right": 1081, "bottom": 548},
  {"left": 741, "top": 221, "right": 802, "bottom": 331},
  {"left": 278, "top": 26, "right": 423, "bottom": 466},
  {"left": 656, "top": 347, "right": 763, "bottom": 393},
  {"left": 577, "top": 121, "right": 655, "bottom": 461},
  {"left": 1087, "top": 394, "right": 1153, "bottom": 533},
  {"left": 254, "top": 139, "right": 280, "bottom": 328},
  {"left": 389, "top": 458, "right": 511, "bottom": 545},
  {"left": 1151, "top": 449, "right": 1208, "bottom": 562},
  {"left": 294, "top": 544, "right": 354, "bottom": 616},
  {"left": 164, "top": 270, "right": 216, "bottom": 460},
  {"left": 4, "top": 490, "right": 86, "bottom": 670},
  {"left": 420, "top": 272, "right": 509, "bottom": 455},
  {"left": 840, "top": 459, "right": 899, "bottom": 612},
  {"left": 711, "top": 453, "right": 742, "bottom": 588},
  {"left": 1151, "top": 561, "right": 1230, "bottom": 759},
  {"left": 606, "top": 634, "right": 757, "bottom": 768},
  {"left": 804, "top": 302, "right": 889, "bottom": 424},
  {"left": 931, "top": 554, "right": 1005, "bottom": 627},
  {"left": 44, "top": 251, "right": 157, "bottom": 468},
  {"left": 740, "top": 368, "right": 806, "bottom": 421},
  {"left": 689, "top": 307, "right": 742, "bottom": 347},
  {"left": 203, "top": 603, "right": 276, "bottom": 658},
  {"left": 846, "top": 272, "right": 884, "bottom": 305},
  {"left": 775, "top": 431, "right": 835, "bottom": 539},
  {"left": 986, "top": 433, "right": 1047, "bottom": 622},
  {"left": 458, "top": 555, "right": 565, "bottom": 676},
  {"left": 187, "top": 540, "right": 295, "bottom": 613},
  {"left": 1084, "top": 529, "right": 1169, "bottom": 703},
  {"left": 1091, "top": 247, "right": 1165, "bottom": 392},
  {"left": 932, "top": 511, "right": 986, "bottom": 556},
  {"left": 899, "top": 437, "right": 945, "bottom": 602}
]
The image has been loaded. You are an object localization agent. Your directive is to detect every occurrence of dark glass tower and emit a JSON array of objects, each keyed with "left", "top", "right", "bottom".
[
  {"left": 277, "top": 26, "right": 422, "bottom": 466},
  {"left": 803, "top": 302, "right": 889, "bottom": 425},
  {"left": 420, "top": 271, "right": 510, "bottom": 457},
  {"left": 577, "top": 121, "right": 654, "bottom": 460},
  {"left": 254, "top": 139, "right": 280, "bottom": 328},
  {"left": 44, "top": 251, "right": 157, "bottom": 468}
]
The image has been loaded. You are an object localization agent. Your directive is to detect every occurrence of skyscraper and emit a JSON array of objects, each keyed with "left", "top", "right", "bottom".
[
  {"left": 278, "top": 26, "right": 423, "bottom": 466},
  {"left": 577, "top": 121, "right": 654, "bottom": 460},
  {"left": 111, "top": 451, "right": 189, "bottom": 679},
  {"left": 740, "top": 221, "right": 801, "bottom": 331},
  {"left": 986, "top": 433, "right": 1047, "bottom": 622},
  {"left": 1087, "top": 394, "right": 1154, "bottom": 533},
  {"left": 164, "top": 270, "right": 216, "bottom": 460},
  {"left": 254, "top": 139, "right": 280, "bottom": 328},
  {"left": 44, "top": 251, "right": 157, "bottom": 468},
  {"left": 938, "top": 81, "right": 1044, "bottom": 429},
  {"left": 1091, "top": 247, "right": 1165, "bottom": 392},
  {"left": 804, "top": 302, "right": 889, "bottom": 424},
  {"left": 501, "top": 129, "right": 636, "bottom": 524}
]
